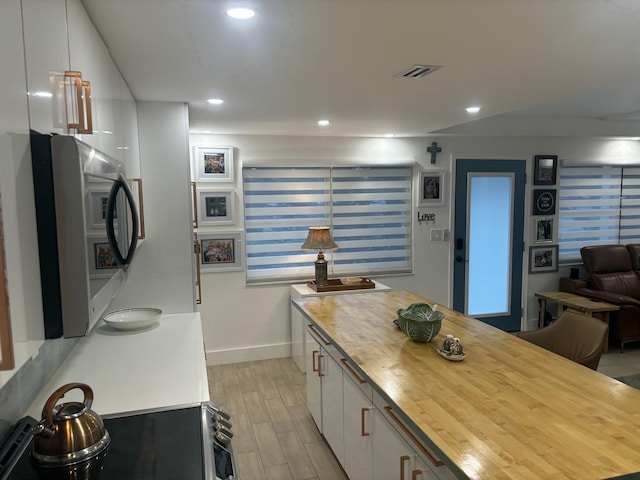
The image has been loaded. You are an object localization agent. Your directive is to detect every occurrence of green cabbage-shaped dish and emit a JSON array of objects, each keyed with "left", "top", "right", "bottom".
[{"left": 396, "top": 302, "right": 444, "bottom": 343}]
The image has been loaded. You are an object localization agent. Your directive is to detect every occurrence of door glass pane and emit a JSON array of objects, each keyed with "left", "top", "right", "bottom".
[{"left": 467, "top": 175, "right": 513, "bottom": 316}]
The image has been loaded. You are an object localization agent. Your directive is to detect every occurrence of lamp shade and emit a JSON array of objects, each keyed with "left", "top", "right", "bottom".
[{"left": 301, "top": 226, "right": 338, "bottom": 251}]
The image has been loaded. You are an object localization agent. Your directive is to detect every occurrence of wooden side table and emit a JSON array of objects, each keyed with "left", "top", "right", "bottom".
[{"left": 534, "top": 291, "right": 620, "bottom": 353}]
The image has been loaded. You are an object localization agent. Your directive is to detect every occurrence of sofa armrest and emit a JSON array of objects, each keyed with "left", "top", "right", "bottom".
[
  {"left": 575, "top": 287, "right": 640, "bottom": 307},
  {"left": 559, "top": 277, "right": 589, "bottom": 294}
]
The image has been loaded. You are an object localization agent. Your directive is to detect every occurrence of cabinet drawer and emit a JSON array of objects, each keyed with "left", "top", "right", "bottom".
[{"left": 373, "top": 391, "right": 456, "bottom": 479}]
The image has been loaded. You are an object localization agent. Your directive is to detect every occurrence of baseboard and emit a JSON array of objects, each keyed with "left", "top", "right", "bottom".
[{"left": 206, "top": 342, "right": 291, "bottom": 366}]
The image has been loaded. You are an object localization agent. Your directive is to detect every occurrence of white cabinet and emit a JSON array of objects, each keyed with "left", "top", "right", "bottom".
[
  {"left": 373, "top": 393, "right": 457, "bottom": 480},
  {"left": 306, "top": 324, "right": 345, "bottom": 464},
  {"left": 22, "top": 0, "right": 70, "bottom": 135},
  {"left": 291, "top": 281, "right": 391, "bottom": 373},
  {"left": 305, "top": 328, "right": 322, "bottom": 431},
  {"left": 343, "top": 362, "right": 373, "bottom": 480}
]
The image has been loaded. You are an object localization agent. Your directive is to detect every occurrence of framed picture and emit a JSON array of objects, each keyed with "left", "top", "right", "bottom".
[
  {"left": 534, "top": 217, "right": 554, "bottom": 244},
  {"left": 533, "top": 155, "right": 558, "bottom": 185},
  {"left": 88, "top": 238, "right": 119, "bottom": 277},
  {"left": 199, "top": 231, "right": 243, "bottom": 272},
  {"left": 198, "top": 190, "right": 235, "bottom": 226},
  {"left": 418, "top": 170, "right": 445, "bottom": 206},
  {"left": 532, "top": 189, "right": 556, "bottom": 215},
  {"left": 529, "top": 245, "right": 559, "bottom": 274},
  {"left": 193, "top": 145, "right": 234, "bottom": 182}
]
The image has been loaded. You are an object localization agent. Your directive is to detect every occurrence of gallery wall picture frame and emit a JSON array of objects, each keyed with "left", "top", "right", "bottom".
[
  {"left": 533, "top": 217, "right": 555, "bottom": 244},
  {"left": 529, "top": 245, "right": 559, "bottom": 274},
  {"left": 533, "top": 155, "right": 558, "bottom": 185},
  {"left": 199, "top": 231, "right": 243, "bottom": 272},
  {"left": 418, "top": 170, "right": 445, "bottom": 206},
  {"left": 198, "top": 190, "right": 235, "bottom": 226},
  {"left": 532, "top": 189, "right": 556, "bottom": 215},
  {"left": 87, "top": 237, "right": 119, "bottom": 278},
  {"left": 193, "top": 145, "right": 234, "bottom": 183}
]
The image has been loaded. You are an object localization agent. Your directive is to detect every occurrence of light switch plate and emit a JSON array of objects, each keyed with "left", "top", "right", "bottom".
[{"left": 430, "top": 229, "right": 442, "bottom": 241}]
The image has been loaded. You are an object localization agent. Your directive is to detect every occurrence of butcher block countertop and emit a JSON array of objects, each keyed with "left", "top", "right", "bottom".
[{"left": 293, "top": 290, "right": 640, "bottom": 480}]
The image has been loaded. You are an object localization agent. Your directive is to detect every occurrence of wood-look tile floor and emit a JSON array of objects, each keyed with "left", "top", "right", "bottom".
[{"left": 207, "top": 357, "right": 348, "bottom": 480}]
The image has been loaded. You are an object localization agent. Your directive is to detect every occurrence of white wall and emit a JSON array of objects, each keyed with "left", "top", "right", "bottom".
[
  {"left": 189, "top": 132, "right": 640, "bottom": 364},
  {"left": 109, "top": 102, "right": 195, "bottom": 314}
]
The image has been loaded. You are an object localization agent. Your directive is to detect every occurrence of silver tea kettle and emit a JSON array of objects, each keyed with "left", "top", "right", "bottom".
[{"left": 31, "top": 383, "right": 110, "bottom": 466}]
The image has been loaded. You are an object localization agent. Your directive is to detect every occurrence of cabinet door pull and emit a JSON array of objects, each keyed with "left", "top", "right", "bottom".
[
  {"left": 312, "top": 350, "right": 319, "bottom": 373},
  {"left": 412, "top": 469, "right": 423, "bottom": 480},
  {"left": 400, "top": 455, "right": 411, "bottom": 480},
  {"left": 361, "top": 407, "right": 370, "bottom": 436},
  {"left": 340, "top": 358, "right": 367, "bottom": 384},
  {"left": 308, "top": 324, "right": 331, "bottom": 345},
  {"left": 318, "top": 353, "right": 325, "bottom": 377},
  {"left": 384, "top": 406, "right": 444, "bottom": 467},
  {"left": 193, "top": 235, "right": 201, "bottom": 305},
  {"left": 191, "top": 181, "right": 198, "bottom": 228}
]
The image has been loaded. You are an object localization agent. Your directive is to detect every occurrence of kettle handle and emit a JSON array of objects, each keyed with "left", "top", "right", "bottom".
[{"left": 41, "top": 383, "right": 94, "bottom": 426}]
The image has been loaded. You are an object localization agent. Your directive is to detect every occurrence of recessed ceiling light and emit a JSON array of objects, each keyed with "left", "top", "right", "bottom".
[
  {"left": 317, "top": 120, "right": 330, "bottom": 126},
  {"left": 384, "top": 133, "right": 395, "bottom": 138},
  {"left": 465, "top": 106, "right": 481, "bottom": 114},
  {"left": 207, "top": 98, "right": 224, "bottom": 105},
  {"left": 30, "top": 91, "right": 52, "bottom": 98},
  {"left": 226, "top": 7, "right": 255, "bottom": 19}
]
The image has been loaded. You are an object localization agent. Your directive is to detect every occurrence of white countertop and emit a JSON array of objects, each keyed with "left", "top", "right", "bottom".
[{"left": 25, "top": 312, "right": 210, "bottom": 420}]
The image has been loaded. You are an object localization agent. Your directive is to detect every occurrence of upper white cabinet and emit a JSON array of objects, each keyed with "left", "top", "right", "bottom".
[
  {"left": 22, "top": 0, "right": 70, "bottom": 135},
  {"left": 22, "top": 0, "right": 139, "bottom": 169}
]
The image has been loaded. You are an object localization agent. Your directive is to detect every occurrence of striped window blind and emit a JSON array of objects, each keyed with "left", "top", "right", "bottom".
[
  {"left": 243, "top": 165, "right": 412, "bottom": 283},
  {"left": 558, "top": 165, "right": 640, "bottom": 263}
]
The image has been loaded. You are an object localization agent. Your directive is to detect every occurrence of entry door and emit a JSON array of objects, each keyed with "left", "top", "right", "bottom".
[{"left": 453, "top": 159, "right": 526, "bottom": 331}]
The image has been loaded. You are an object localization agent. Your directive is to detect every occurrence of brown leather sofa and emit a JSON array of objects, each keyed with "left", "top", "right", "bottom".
[{"left": 568, "top": 244, "right": 640, "bottom": 352}]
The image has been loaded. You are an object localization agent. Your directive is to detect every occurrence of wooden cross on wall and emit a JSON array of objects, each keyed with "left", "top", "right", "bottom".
[{"left": 427, "top": 142, "right": 442, "bottom": 164}]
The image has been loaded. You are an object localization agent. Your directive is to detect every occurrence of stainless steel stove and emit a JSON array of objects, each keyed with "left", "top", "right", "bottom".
[{"left": 0, "top": 402, "right": 236, "bottom": 480}]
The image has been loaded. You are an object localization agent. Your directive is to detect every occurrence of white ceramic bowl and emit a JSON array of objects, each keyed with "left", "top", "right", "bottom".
[{"left": 103, "top": 308, "right": 163, "bottom": 331}]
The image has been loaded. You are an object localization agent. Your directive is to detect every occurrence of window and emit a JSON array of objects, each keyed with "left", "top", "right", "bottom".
[
  {"left": 558, "top": 165, "right": 640, "bottom": 263},
  {"left": 243, "top": 165, "right": 412, "bottom": 283}
]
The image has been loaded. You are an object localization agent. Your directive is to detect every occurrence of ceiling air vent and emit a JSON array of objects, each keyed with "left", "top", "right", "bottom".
[{"left": 394, "top": 65, "right": 442, "bottom": 78}]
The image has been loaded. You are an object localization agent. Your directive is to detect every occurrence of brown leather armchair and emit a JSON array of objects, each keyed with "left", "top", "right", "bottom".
[
  {"left": 578, "top": 244, "right": 640, "bottom": 352},
  {"left": 517, "top": 311, "right": 608, "bottom": 370}
]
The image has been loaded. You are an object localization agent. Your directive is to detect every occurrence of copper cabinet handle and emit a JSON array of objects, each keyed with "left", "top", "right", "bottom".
[
  {"left": 193, "top": 236, "right": 201, "bottom": 305},
  {"left": 412, "top": 469, "right": 423, "bottom": 480},
  {"left": 400, "top": 455, "right": 411, "bottom": 480},
  {"left": 340, "top": 358, "right": 366, "bottom": 384},
  {"left": 384, "top": 406, "right": 444, "bottom": 467},
  {"left": 312, "top": 350, "right": 319, "bottom": 373},
  {"left": 308, "top": 324, "right": 331, "bottom": 345},
  {"left": 361, "top": 407, "right": 370, "bottom": 436},
  {"left": 318, "top": 354, "right": 325, "bottom": 377},
  {"left": 191, "top": 181, "right": 198, "bottom": 228}
]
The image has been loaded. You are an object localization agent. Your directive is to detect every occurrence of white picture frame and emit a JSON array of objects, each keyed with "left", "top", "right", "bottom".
[
  {"left": 533, "top": 217, "right": 555, "bottom": 244},
  {"left": 198, "top": 190, "right": 235, "bottom": 226},
  {"left": 198, "top": 231, "right": 244, "bottom": 272},
  {"left": 418, "top": 170, "right": 445, "bottom": 206},
  {"left": 192, "top": 145, "right": 234, "bottom": 183}
]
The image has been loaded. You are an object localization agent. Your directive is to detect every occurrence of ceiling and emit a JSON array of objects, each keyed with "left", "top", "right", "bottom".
[{"left": 80, "top": 0, "right": 640, "bottom": 138}]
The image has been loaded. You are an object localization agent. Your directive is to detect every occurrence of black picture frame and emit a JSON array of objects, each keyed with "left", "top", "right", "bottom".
[
  {"left": 532, "top": 189, "right": 556, "bottom": 215},
  {"left": 533, "top": 155, "right": 557, "bottom": 185},
  {"left": 528, "top": 245, "right": 559, "bottom": 274}
]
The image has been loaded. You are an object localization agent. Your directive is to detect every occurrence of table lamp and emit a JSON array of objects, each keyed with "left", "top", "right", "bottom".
[{"left": 301, "top": 226, "right": 338, "bottom": 286}]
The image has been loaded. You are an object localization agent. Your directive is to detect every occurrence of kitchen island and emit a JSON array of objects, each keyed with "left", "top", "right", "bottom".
[{"left": 293, "top": 290, "right": 640, "bottom": 480}]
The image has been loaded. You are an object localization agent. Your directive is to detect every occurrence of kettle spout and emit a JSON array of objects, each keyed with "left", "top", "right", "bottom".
[{"left": 32, "top": 420, "right": 56, "bottom": 439}]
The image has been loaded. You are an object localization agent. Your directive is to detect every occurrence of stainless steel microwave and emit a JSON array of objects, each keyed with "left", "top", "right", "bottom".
[{"left": 31, "top": 132, "right": 139, "bottom": 338}]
